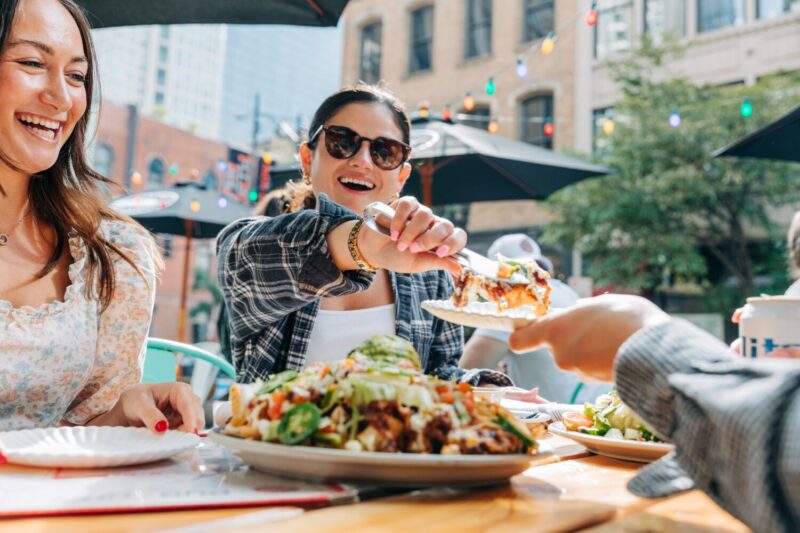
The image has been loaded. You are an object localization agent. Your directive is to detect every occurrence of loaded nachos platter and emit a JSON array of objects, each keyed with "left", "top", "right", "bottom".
[{"left": 210, "top": 335, "right": 543, "bottom": 485}]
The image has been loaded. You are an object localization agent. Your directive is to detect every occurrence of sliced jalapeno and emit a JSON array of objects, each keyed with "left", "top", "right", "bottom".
[{"left": 278, "top": 403, "right": 321, "bottom": 445}]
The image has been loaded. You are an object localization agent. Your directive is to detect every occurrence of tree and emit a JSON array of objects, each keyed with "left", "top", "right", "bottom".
[{"left": 543, "top": 39, "right": 800, "bottom": 305}]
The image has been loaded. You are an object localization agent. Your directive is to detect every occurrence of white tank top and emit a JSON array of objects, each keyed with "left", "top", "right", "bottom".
[{"left": 304, "top": 304, "right": 397, "bottom": 364}]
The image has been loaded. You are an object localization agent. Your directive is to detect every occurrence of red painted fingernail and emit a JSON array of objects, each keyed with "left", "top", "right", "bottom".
[
  {"left": 0, "top": 452, "right": 7, "bottom": 465},
  {"left": 155, "top": 420, "right": 168, "bottom": 433}
]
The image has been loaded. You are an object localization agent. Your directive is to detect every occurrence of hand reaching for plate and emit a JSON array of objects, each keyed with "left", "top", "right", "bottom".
[{"left": 88, "top": 383, "right": 205, "bottom": 434}]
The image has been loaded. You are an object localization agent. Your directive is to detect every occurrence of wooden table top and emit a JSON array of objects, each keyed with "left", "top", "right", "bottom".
[{"left": 0, "top": 434, "right": 749, "bottom": 533}]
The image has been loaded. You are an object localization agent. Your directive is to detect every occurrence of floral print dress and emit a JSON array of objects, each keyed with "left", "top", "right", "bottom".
[{"left": 0, "top": 220, "right": 158, "bottom": 429}]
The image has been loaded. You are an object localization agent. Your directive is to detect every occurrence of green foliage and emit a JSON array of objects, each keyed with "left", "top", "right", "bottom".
[{"left": 543, "top": 37, "right": 800, "bottom": 299}]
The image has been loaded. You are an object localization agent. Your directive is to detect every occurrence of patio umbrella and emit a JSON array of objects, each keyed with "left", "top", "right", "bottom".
[
  {"left": 407, "top": 117, "right": 611, "bottom": 206},
  {"left": 110, "top": 181, "right": 251, "bottom": 342},
  {"left": 712, "top": 105, "right": 800, "bottom": 162},
  {"left": 76, "top": 0, "right": 349, "bottom": 27}
]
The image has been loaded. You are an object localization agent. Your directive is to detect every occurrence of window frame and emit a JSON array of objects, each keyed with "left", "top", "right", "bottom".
[
  {"left": 359, "top": 21, "right": 383, "bottom": 84},
  {"left": 521, "top": 0, "right": 555, "bottom": 43},
  {"left": 464, "top": 0, "right": 493, "bottom": 60},
  {"left": 518, "top": 93, "right": 554, "bottom": 150},
  {"left": 409, "top": 5, "right": 435, "bottom": 74}
]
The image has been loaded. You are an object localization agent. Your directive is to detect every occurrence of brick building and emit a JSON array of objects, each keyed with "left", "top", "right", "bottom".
[{"left": 91, "top": 100, "right": 235, "bottom": 342}]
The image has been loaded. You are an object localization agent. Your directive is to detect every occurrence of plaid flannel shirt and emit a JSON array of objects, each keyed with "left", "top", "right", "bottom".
[
  {"left": 616, "top": 319, "right": 800, "bottom": 533},
  {"left": 216, "top": 194, "right": 465, "bottom": 383}
]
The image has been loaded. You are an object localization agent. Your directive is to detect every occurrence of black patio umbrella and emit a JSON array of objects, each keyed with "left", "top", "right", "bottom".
[
  {"left": 76, "top": 0, "right": 349, "bottom": 28},
  {"left": 406, "top": 117, "right": 611, "bottom": 206},
  {"left": 110, "top": 182, "right": 251, "bottom": 341},
  {"left": 712, "top": 105, "right": 800, "bottom": 162}
]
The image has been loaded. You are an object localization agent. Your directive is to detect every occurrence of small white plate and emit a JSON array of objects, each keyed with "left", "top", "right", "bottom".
[
  {"left": 209, "top": 429, "right": 543, "bottom": 486},
  {"left": 421, "top": 300, "right": 538, "bottom": 331},
  {"left": 0, "top": 426, "right": 200, "bottom": 468},
  {"left": 548, "top": 422, "right": 674, "bottom": 463}
]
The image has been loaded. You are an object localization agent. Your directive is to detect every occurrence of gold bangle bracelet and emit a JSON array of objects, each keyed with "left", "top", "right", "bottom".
[{"left": 347, "top": 219, "right": 377, "bottom": 272}]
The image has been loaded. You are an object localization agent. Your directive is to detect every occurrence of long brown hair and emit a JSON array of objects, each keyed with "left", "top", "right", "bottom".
[
  {"left": 289, "top": 83, "right": 411, "bottom": 212},
  {"left": 0, "top": 0, "right": 160, "bottom": 311}
]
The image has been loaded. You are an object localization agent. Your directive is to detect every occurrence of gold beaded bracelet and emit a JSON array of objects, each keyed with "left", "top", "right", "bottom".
[{"left": 347, "top": 219, "right": 378, "bottom": 272}]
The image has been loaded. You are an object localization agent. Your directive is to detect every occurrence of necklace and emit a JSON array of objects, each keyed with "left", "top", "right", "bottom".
[{"left": 0, "top": 201, "right": 31, "bottom": 246}]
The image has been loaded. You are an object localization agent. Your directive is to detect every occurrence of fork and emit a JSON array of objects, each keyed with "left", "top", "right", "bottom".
[{"left": 362, "top": 202, "right": 529, "bottom": 284}]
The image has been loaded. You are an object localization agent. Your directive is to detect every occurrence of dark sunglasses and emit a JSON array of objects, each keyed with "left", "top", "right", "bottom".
[{"left": 309, "top": 125, "right": 411, "bottom": 171}]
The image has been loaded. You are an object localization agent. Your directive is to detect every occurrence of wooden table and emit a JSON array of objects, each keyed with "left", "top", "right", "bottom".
[{"left": 0, "top": 434, "right": 749, "bottom": 533}]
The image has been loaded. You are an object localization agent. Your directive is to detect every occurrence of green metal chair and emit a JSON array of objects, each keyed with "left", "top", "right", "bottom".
[{"left": 143, "top": 337, "right": 236, "bottom": 383}]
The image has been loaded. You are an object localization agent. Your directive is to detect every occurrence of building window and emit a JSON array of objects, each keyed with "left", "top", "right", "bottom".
[
  {"left": 592, "top": 107, "right": 615, "bottom": 154},
  {"left": 522, "top": 0, "right": 554, "bottom": 42},
  {"left": 519, "top": 94, "right": 554, "bottom": 149},
  {"left": 203, "top": 170, "right": 218, "bottom": 190},
  {"left": 157, "top": 68, "right": 166, "bottom": 86},
  {"left": 465, "top": 0, "right": 492, "bottom": 59},
  {"left": 158, "top": 234, "right": 173, "bottom": 258},
  {"left": 159, "top": 45, "right": 168, "bottom": 62},
  {"left": 409, "top": 5, "right": 434, "bottom": 74},
  {"left": 697, "top": 0, "right": 745, "bottom": 33},
  {"left": 644, "top": 0, "right": 686, "bottom": 43},
  {"left": 160, "top": 25, "right": 169, "bottom": 39},
  {"left": 93, "top": 143, "right": 114, "bottom": 178},
  {"left": 758, "top": 0, "right": 800, "bottom": 19},
  {"left": 155, "top": 91, "right": 165, "bottom": 106},
  {"left": 147, "top": 157, "right": 165, "bottom": 187},
  {"left": 460, "top": 105, "right": 490, "bottom": 130},
  {"left": 594, "top": 2, "right": 634, "bottom": 60},
  {"left": 359, "top": 22, "right": 382, "bottom": 84}
]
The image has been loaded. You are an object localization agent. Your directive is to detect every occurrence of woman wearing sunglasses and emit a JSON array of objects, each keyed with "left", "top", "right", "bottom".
[{"left": 217, "top": 84, "right": 474, "bottom": 382}]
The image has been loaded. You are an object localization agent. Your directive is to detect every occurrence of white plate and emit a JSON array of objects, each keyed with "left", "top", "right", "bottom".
[
  {"left": 548, "top": 422, "right": 674, "bottom": 463},
  {"left": 421, "top": 300, "right": 538, "bottom": 331},
  {"left": 209, "top": 429, "right": 543, "bottom": 486},
  {"left": 0, "top": 426, "right": 200, "bottom": 468}
]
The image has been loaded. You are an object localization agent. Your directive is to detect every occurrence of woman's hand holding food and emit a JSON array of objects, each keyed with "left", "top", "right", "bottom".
[{"left": 329, "top": 196, "right": 467, "bottom": 276}]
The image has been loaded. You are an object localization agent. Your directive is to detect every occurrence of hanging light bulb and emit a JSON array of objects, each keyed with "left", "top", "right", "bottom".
[
  {"left": 463, "top": 92, "right": 475, "bottom": 111},
  {"left": 485, "top": 77, "right": 496, "bottom": 96},
  {"left": 541, "top": 32, "right": 556, "bottom": 55},
  {"left": 248, "top": 190, "right": 258, "bottom": 203},
  {"left": 586, "top": 3, "right": 599, "bottom": 27},
  {"left": 130, "top": 171, "right": 142, "bottom": 186},
  {"left": 740, "top": 97, "right": 753, "bottom": 118},
  {"left": 218, "top": 197, "right": 228, "bottom": 208},
  {"left": 543, "top": 121, "right": 555, "bottom": 137},
  {"left": 669, "top": 108, "right": 681, "bottom": 128},
  {"left": 488, "top": 119, "right": 500, "bottom": 134},
  {"left": 190, "top": 199, "right": 201, "bottom": 213},
  {"left": 602, "top": 118, "right": 616, "bottom": 135},
  {"left": 442, "top": 105, "right": 453, "bottom": 122},
  {"left": 418, "top": 100, "right": 430, "bottom": 118},
  {"left": 516, "top": 57, "right": 528, "bottom": 78}
]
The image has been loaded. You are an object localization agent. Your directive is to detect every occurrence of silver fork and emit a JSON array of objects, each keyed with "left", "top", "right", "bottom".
[{"left": 362, "top": 202, "right": 529, "bottom": 285}]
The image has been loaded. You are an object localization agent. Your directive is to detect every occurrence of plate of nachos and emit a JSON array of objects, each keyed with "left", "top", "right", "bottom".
[{"left": 210, "top": 336, "right": 545, "bottom": 485}]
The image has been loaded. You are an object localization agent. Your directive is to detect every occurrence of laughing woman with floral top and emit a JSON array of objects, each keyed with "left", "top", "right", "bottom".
[{"left": 0, "top": 0, "right": 203, "bottom": 432}]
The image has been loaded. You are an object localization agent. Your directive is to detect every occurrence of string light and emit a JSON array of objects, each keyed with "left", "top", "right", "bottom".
[
  {"left": 586, "top": 3, "right": 599, "bottom": 27},
  {"left": 442, "top": 105, "right": 453, "bottom": 121},
  {"left": 488, "top": 119, "right": 500, "bottom": 134},
  {"left": 248, "top": 190, "right": 258, "bottom": 203},
  {"left": 261, "top": 152, "right": 273, "bottom": 165},
  {"left": 463, "top": 92, "right": 475, "bottom": 111},
  {"left": 543, "top": 121, "right": 555, "bottom": 137},
  {"left": 541, "top": 32, "right": 556, "bottom": 55},
  {"left": 602, "top": 118, "right": 616, "bottom": 135},
  {"left": 169, "top": 164, "right": 179, "bottom": 176},
  {"left": 669, "top": 108, "right": 681, "bottom": 128},
  {"left": 130, "top": 171, "right": 142, "bottom": 186},
  {"left": 740, "top": 97, "right": 753, "bottom": 118},
  {"left": 218, "top": 197, "right": 228, "bottom": 208},
  {"left": 485, "top": 77, "right": 496, "bottom": 96},
  {"left": 516, "top": 57, "right": 528, "bottom": 78},
  {"left": 190, "top": 199, "right": 201, "bottom": 212}
]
